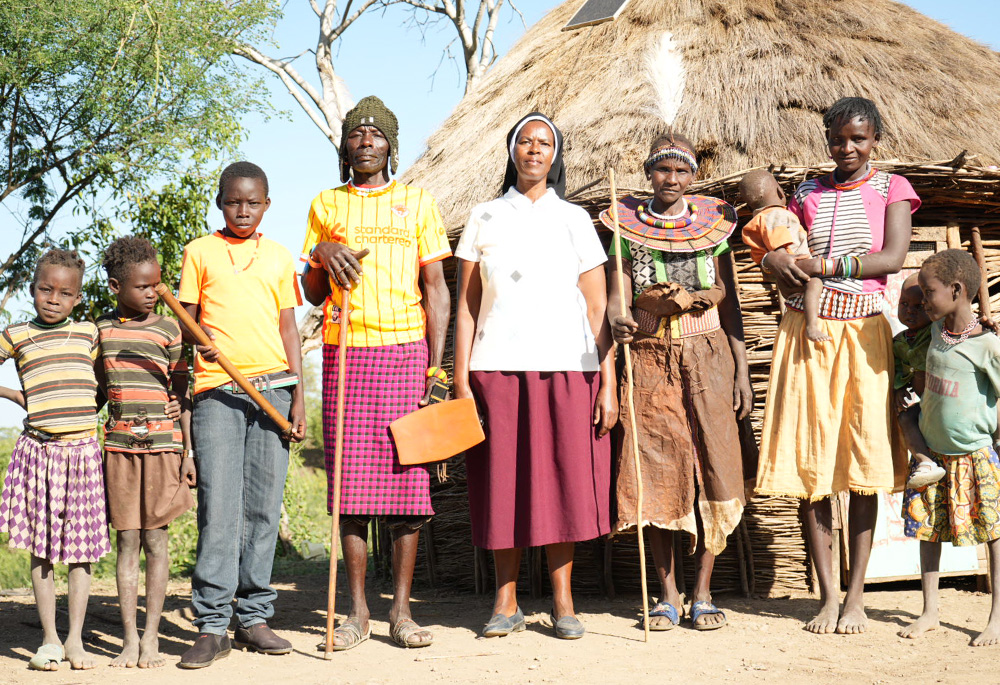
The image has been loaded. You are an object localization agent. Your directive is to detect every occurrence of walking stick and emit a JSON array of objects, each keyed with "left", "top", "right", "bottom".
[
  {"left": 324, "top": 286, "right": 351, "bottom": 658},
  {"left": 609, "top": 169, "right": 650, "bottom": 642},
  {"left": 154, "top": 283, "right": 292, "bottom": 437},
  {"left": 971, "top": 227, "right": 993, "bottom": 321}
]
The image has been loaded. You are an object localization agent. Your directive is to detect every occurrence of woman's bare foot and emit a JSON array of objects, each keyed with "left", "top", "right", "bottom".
[
  {"left": 972, "top": 619, "right": 1000, "bottom": 646},
  {"left": 899, "top": 611, "right": 939, "bottom": 638},
  {"left": 836, "top": 602, "right": 869, "bottom": 634},
  {"left": 138, "top": 634, "right": 166, "bottom": 668},
  {"left": 805, "top": 600, "right": 839, "bottom": 634},
  {"left": 109, "top": 633, "right": 139, "bottom": 667},
  {"left": 806, "top": 324, "right": 832, "bottom": 343},
  {"left": 63, "top": 637, "right": 96, "bottom": 670}
]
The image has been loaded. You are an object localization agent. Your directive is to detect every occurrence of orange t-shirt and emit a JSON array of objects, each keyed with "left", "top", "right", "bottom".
[
  {"left": 301, "top": 181, "right": 451, "bottom": 347},
  {"left": 178, "top": 231, "right": 302, "bottom": 393},
  {"left": 741, "top": 206, "right": 809, "bottom": 265}
]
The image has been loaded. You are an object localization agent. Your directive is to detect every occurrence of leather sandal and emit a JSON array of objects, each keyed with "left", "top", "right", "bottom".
[
  {"left": 316, "top": 617, "right": 372, "bottom": 652},
  {"left": 482, "top": 607, "right": 526, "bottom": 637},
  {"left": 390, "top": 618, "right": 434, "bottom": 648}
]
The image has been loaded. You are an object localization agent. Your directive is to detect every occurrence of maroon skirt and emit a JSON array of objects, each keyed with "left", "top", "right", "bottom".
[{"left": 467, "top": 371, "right": 612, "bottom": 549}]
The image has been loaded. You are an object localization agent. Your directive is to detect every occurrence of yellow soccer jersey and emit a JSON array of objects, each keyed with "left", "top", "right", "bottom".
[{"left": 302, "top": 181, "right": 451, "bottom": 347}]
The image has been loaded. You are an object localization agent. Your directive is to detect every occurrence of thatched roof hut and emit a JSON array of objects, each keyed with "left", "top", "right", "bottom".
[
  {"left": 404, "top": 0, "right": 1000, "bottom": 230},
  {"left": 395, "top": 0, "right": 1000, "bottom": 599}
]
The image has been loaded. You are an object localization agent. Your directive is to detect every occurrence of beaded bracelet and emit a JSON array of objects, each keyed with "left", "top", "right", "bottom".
[{"left": 426, "top": 366, "right": 448, "bottom": 382}]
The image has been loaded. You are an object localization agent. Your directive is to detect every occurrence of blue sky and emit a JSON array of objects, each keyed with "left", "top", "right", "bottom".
[{"left": 1, "top": 1, "right": 998, "bottom": 426}]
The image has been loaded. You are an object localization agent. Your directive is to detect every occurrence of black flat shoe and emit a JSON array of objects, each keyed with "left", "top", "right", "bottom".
[
  {"left": 482, "top": 607, "right": 526, "bottom": 637},
  {"left": 179, "top": 633, "right": 231, "bottom": 669}
]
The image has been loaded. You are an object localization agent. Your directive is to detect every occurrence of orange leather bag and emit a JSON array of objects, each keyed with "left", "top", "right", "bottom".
[{"left": 389, "top": 397, "right": 485, "bottom": 465}]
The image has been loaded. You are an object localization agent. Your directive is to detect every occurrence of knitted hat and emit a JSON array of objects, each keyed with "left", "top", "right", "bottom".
[{"left": 339, "top": 95, "right": 399, "bottom": 182}]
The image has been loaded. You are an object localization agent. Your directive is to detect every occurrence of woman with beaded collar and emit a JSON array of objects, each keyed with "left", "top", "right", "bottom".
[{"left": 604, "top": 133, "right": 755, "bottom": 632}]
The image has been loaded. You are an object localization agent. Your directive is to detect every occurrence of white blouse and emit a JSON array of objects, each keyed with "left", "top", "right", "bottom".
[{"left": 455, "top": 187, "right": 608, "bottom": 372}]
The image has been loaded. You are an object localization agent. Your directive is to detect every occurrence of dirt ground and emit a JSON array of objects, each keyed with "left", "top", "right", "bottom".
[{"left": 1, "top": 574, "right": 997, "bottom": 684}]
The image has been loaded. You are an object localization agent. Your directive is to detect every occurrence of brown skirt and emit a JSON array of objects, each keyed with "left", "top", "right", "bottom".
[
  {"left": 616, "top": 328, "right": 756, "bottom": 555},
  {"left": 104, "top": 450, "right": 193, "bottom": 530}
]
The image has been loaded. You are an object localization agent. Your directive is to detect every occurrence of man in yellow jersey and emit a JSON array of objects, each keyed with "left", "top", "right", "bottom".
[{"left": 301, "top": 96, "right": 451, "bottom": 651}]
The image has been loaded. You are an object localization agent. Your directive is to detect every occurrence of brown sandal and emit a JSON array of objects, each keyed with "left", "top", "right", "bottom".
[{"left": 390, "top": 618, "right": 434, "bottom": 648}]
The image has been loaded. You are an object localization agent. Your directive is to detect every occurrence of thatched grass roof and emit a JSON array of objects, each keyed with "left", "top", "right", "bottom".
[{"left": 403, "top": 0, "right": 1000, "bottom": 232}]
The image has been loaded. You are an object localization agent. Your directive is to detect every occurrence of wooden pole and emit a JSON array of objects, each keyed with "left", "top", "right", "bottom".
[
  {"left": 154, "top": 283, "right": 292, "bottom": 436},
  {"left": 609, "top": 169, "right": 650, "bottom": 642},
  {"left": 324, "top": 286, "right": 351, "bottom": 657},
  {"left": 971, "top": 226, "right": 993, "bottom": 321}
]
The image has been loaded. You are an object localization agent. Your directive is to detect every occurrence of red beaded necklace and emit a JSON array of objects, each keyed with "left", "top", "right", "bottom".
[
  {"left": 824, "top": 165, "right": 877, "bottom": 192},
  {"left": 636, "top": 201, "right": 698, "bottom": 230}
]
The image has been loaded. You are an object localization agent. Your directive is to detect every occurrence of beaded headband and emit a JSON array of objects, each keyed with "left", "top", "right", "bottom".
[{"left": 644, "top": 145, "right": 698, "bottom": 173}]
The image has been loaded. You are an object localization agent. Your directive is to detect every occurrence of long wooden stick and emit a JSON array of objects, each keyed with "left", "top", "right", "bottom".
[
  {"left": 971, "top": 226, "right": 993, "bottom": 320},
  {"left": 154, "top": 283, "right": 292, "bottom": 436},
  {"left": 324, "top": 286, "right": 351, "bottom": 658},
  {"left": 609, "top": 169, "right": 650, "bottom": 642}
]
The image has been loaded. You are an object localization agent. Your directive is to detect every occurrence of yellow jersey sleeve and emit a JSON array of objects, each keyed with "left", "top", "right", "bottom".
[
  {"left": 177, "top": 244, "right": 202, "bottom": 305},
  {"left": 417, "top": 195, "right": 452, "bottom": 266}
]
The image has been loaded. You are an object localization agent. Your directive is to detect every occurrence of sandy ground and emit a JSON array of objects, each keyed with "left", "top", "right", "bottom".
[{"left": 1, "top": 574, "right": 998, "bottom": 684}]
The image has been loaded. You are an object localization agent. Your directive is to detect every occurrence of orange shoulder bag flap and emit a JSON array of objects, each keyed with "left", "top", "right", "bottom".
[{"left": 389, "top": 397, "right": 485, "bottom": 465}]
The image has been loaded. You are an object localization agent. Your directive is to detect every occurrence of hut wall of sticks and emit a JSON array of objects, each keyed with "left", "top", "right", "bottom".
[{"left": 364, "top": 0, "right": 1000, "bottom": 599}]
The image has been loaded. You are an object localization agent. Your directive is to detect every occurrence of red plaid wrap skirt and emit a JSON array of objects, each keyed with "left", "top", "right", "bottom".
[{"left": 322, "top": 341, "right": 434, "bottom": 516}]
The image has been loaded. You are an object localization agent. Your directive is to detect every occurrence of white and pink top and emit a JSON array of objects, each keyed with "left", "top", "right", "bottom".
[{"left": 786, "top": 169, "right": 920, "bottom": 320}]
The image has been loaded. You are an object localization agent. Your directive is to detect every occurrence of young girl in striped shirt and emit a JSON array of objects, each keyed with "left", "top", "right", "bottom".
[{"left": 0, "top": 249, "right": 109, "bottom": 671}]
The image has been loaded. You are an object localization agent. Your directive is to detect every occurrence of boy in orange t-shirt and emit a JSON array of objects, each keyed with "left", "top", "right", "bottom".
[{"left": 177, "top": 161, "right": 305, "bottom": 669}]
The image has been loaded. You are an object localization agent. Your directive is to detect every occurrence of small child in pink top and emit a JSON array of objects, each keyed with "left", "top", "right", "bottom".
[{"left": 740, "top": 169, "right": 829, "bottom": 342}]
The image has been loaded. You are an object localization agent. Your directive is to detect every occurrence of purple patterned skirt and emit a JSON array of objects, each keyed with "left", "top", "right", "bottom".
[
  {"left": 0, "top": 431, "right": 110, "bottom": 563},
  {"left": 322, "top": 341, "right": 434, "bottom": 516}
]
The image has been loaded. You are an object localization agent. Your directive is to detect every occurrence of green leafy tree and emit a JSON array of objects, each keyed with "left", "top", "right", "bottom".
[{"left": 0, "top": 0, "right": 278, "bottom": 317}]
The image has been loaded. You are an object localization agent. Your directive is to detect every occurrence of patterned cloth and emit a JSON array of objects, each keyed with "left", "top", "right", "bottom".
[
  {"left": 97, "top": 314, "right": 187, "bottom": 452},
  {"left": 322, "top": 341, "right": 433, "bottom": 516},
  {"left": 610, "top": 237, "right": 730, "bottom": 296},
  {"left": 0, "top": 432, "right": 110, "bottom": 563},
  {"left": 903, "top": 446, "right": 1000, "bottom": 546},
  {"left": 0, "top": 319, "right": 99, "bottom": 435}
]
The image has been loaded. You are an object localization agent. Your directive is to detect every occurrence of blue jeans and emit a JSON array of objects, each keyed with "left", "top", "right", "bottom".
[{"left": 190, "top": 385, "right": 291, "bottom": 634}]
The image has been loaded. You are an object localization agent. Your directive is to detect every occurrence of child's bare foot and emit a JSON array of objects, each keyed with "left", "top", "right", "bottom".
[
  {"left": 806, "top": 325, "right": 831, "bottom": 343},
  {"left": 899, "top": 611, "right": 939, "bottom": 638},
  {"left": 109, "top": 633, "right": 139, "bottom": 668},
  {"left": 138, "top": 634, "right": 166, "bottom": 668},
  {"left": 836, "top": 602, "right": 869, "bottom": 634},
  {"left": 972, "top": 619, "right": 1000, "bottom": 646},
  {"left": 805, "top": 600, "right": 839, "bottom": 634},
  {"left": 64, "top": 637, "right": 96, "bottom": 670},
  {"left": 907, "top": 459, "right": 946, "bottom": 489}
]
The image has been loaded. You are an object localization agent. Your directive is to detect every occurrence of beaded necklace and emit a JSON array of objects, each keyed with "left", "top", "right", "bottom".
[
  {"left": 27, "top": 319, "right": 73, "bottom": 350},
  {"left": 347, "top": 180, "right": 395, "bottom": 198},
  {"left": 940, "top": 318, "right": 978, "bottom": 346},
  {"left": 825, "top": 164, "right": 877, "bottom": 192},
  {"left": 636, "top": 201, "right": 698, "bottom": 230},
  {"left": 221, "top": 231, "right": 261, "bottom": 275}
]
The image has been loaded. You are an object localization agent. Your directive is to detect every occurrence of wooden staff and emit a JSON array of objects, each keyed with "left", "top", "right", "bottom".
[
  {"left": 324, "top": 286, "right": 351, "bottom": 658},
  {"left": 609, "top": 168, "right": 650, "bottom": 642},
  {"left": 154, "top": 283, "right": 292, "bottom": 436},
  {"left": 971, "top": 226, "right": 993, "bottom": 321}
]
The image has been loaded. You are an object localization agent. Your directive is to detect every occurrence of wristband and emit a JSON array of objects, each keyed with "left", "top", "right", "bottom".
[
  {"left": 426, "top": 366, "right": 448, "bottom": 382},
  {"left": 308, "top": 252, "right": 323, "bottom": 269},
  {"left": 760, "top": 252, "right": 771, "bottom": 274},
  {"left": 183, "top": 449, "right": 195, "bottom": 461}
]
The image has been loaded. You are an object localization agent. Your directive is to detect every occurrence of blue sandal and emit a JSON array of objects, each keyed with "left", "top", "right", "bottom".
[
  {"left": 690, "top": 600, "right": 727, "bottom": 631},
  {"left": 647, "top": 601, "right": 680, "bottom": 631}
]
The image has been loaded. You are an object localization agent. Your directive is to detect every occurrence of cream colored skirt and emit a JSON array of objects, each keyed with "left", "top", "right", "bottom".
[{"left": 755, "top": 310, "right": 907, "bottom": 499}]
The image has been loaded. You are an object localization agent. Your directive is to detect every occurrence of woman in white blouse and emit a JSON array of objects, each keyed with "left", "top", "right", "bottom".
[{"left": 453, "top": 112, "right": 617, "bottom": 640}]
